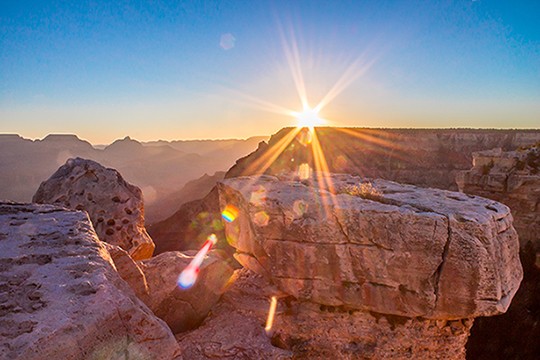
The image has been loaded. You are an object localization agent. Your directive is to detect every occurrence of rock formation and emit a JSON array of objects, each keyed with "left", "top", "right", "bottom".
[
  {"left": 0, "top": 202, "right": 181, "bottom": 359},
  {"left": 219, "top": 174, "right": 522, "bottom": 319},
  {"left": 33, "top": 157, "right": 155, "bottom": 260},
  {"left": 138, "top": 250, "right": 235, "bottom": 333},
  {"left": 457, "top": 145, "right": 540, "bottom": 359},
  {"left": 176, "top": 269, "right": 294, "bottom": 359},
  {"left": 226, "top": 128, "right": 540, "bottom": 191},
  {"left": 212, "top": 173, "right": 523, "bottom": 358},
  {"left": 457, "top": 145, "right": 540, "bottom": 249}
]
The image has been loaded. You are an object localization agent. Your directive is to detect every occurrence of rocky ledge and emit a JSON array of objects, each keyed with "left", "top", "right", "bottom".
[
  {"left": 218, "top": 173, "right": 523, "bottom": 320},
  {"left": 0, "top": 203, "right": 180, "bottom": 359}
]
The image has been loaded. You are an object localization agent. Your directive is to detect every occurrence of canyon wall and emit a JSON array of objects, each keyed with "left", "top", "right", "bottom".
[{"left": 226, "top": 128, "right": 540, "bottom": 191}]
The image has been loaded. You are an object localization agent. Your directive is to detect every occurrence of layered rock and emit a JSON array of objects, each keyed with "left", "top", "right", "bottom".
[
  {"left": 457, "top": 145, "right": 540, "bottom": 359},
  {"left": 178, "top": 268, "right": 473, "bottom": 359},
  {"left": 0, "top": 202, "right": 180, "bottom": 359},
  {"left": 138, "top": 250, "right": 235, "bottom": 333},
  {"left": 226, "top": 127, "right": 540, "bottom": 190},
  {"left": 33, "top": 157, "right": 155, "bottom": 260},
  {"left": 457, "top": 146, "right": 540, "bottom": 249},
  {"left": 218, "top": 174, "right": 522, "bottom": 320}
]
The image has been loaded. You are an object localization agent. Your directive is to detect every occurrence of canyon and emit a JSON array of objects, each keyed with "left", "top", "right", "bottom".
[{"left": 1, "top": 128, "right": 539, "bottom": 359}]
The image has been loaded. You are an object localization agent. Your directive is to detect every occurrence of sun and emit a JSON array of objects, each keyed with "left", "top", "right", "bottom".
[{"left": 292, "top": 107, "right": 326, "bottom": 129}]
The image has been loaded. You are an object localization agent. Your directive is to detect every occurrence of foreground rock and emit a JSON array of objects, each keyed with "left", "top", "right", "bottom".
[
  {"left": 33, "top": 157, "right": 155, "bottom": 260},
  {"left": 0, "top": 203, "right": 180, "bottom": 359},
  {"left": 178, "top": 268, "right": 472, "bottom": 359},
  {"left": 176, "top": 269, "right": 293, "bottom": 359},
  {"left": 457, "top": 146, "right": 540, "bottom": 250},
  {"left": 139, "top": 250, "right": 235, "bottom": 333},
  {"left": 218, "top": 174, "right": 523, "bottom": 320},
  {"left": 103, "top": 242, "right": 149, "bottom": 299}
]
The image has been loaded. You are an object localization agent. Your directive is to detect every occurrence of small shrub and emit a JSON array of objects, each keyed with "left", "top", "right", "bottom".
[{"left": 342, "top": 182, "right": 383, "bottom": 199}]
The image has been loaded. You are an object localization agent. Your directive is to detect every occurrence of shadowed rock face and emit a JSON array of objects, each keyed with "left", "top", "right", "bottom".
[
  {"left": 218, "top": 174, "right": 523, "bottom": 320},
  {"left": 138, "top": 250, "right": 235, "bottom": 334},
  {"left": 0, "top": 203, "right": 180, "bottom": 360},
  {"left": 147, "top": 187, "right": 227, "bottom": 254},
  {"left": 33, "top": 157, "right": 155, "bottom": 260}
]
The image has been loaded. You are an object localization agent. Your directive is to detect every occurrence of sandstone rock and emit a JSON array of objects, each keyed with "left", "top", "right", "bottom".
[
  {"left": 0, "top": 202, "right": 180, "bottom": 360},
  {"left": 178, "top": 268, "right": 472, "bottom": 359},
  {"left": 457, "top": 145, "right": 540, "bottom": 249},
  {"left": 176, "top": 269, "right": 293, "bottom": 359},
  {"left": 218, "top": 174, "right": 523, "bottom": 319},
  {"left": 33, "top": 157, "right": 155, "bottom": 260},
  {"left": 102, "top": 242, "right": 149, "bottom": 299},
  {"left": 138, "top": 250, "right": 235, "bottom": 333}
]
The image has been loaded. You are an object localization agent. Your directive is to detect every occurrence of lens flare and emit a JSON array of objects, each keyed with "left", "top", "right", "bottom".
[
  {"left": 265, "top": 296, "right": 278, "bottom": 336},
  {"left": 253, "top": 211, "right": 270, "bottom": 227},
  {"left": 177, "top": 234, "right": 218, "bottom": 290},
  {"left": 249, "top": 185, "right": 267, "bottom": 205},
  {"left": 178, "top": 266, "right": 199, "bottom": 289},
  {"left": 296, "top": 127, "right": 313, "bottom": 146},
  {"left": 297, "top": 163, "right": 311, "bottom": 180},
  {"left": 221, "top": 205, "right": 239, "bottom": 223},
  {"left": 293, "top": 200, "right": 309, "bottom": 217}
]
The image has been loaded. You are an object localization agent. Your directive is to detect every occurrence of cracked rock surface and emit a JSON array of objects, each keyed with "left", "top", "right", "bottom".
[
  {"left": 218, "top": 173, "right": 523, "bottom": 319},
  {"left": 0, "top": 202, "right": 180, "bottom": 359},
  {"left": 33, "top": 157, "right": 155, "bottom": 260}
]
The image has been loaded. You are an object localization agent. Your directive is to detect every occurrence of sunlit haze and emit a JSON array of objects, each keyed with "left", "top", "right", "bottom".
[{"left": 1, "top": 1, "right": 539, "bottom": 144}]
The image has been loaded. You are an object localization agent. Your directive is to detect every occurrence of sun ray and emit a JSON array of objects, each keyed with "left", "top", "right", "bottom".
[
  {"left": 277, "top": 21, "right": 310, "bottom": 110},
  {"left": 314, "top": 55, "right": 376, "bottom": 113},
  {"left": 220, "top": 87, "right": 297, "bottom": 117},
  {"left": 241, "top": 127, "right": 302, "bottom": 176},
  {"left": 310, "top": 128, "right": 342, "bottom": 220},
  {"left": 336, "top": 128, "right": 410, "bottom": 163}
]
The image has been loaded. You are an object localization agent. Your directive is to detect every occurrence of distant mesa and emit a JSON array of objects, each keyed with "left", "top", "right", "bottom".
[
  {"left": 0, "top": 134, "right": 24, "bottom": 141},
  {"left": 41, "top": 134, "right": 84, "bottom": 142}
]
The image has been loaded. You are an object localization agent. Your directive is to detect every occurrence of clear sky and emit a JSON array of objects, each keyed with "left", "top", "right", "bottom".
[{"left": 1, "top": 0, "right": 539, "bottom": 144}]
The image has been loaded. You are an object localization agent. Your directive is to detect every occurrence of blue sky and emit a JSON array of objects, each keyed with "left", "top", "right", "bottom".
[{"left": 1, "top": 0, "right": 539, "bottom": 143}]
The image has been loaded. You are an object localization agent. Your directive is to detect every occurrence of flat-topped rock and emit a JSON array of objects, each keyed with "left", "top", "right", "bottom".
[
  {"left": 33, "top": 157, "right": 155, "bottom": 260},
  {"left": 0, "top": 203, "right": 180, "bottom": 359},
  {"left": 217, "top": 174, "right": 523, "bottom": 319}
]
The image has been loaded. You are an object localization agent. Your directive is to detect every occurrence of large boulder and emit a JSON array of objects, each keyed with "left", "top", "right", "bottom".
[
  {"left": 33, "top": 157, "right": 155, "bottom": 260},
  {"left": 138, "top": 250, "right": 235, "bottom": 333},
  {"left": 0, "top": 202, "right": 180, "bottom": 359},
  {"left": 218, "top": 174, "right": 523, "bottom": 320}
]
